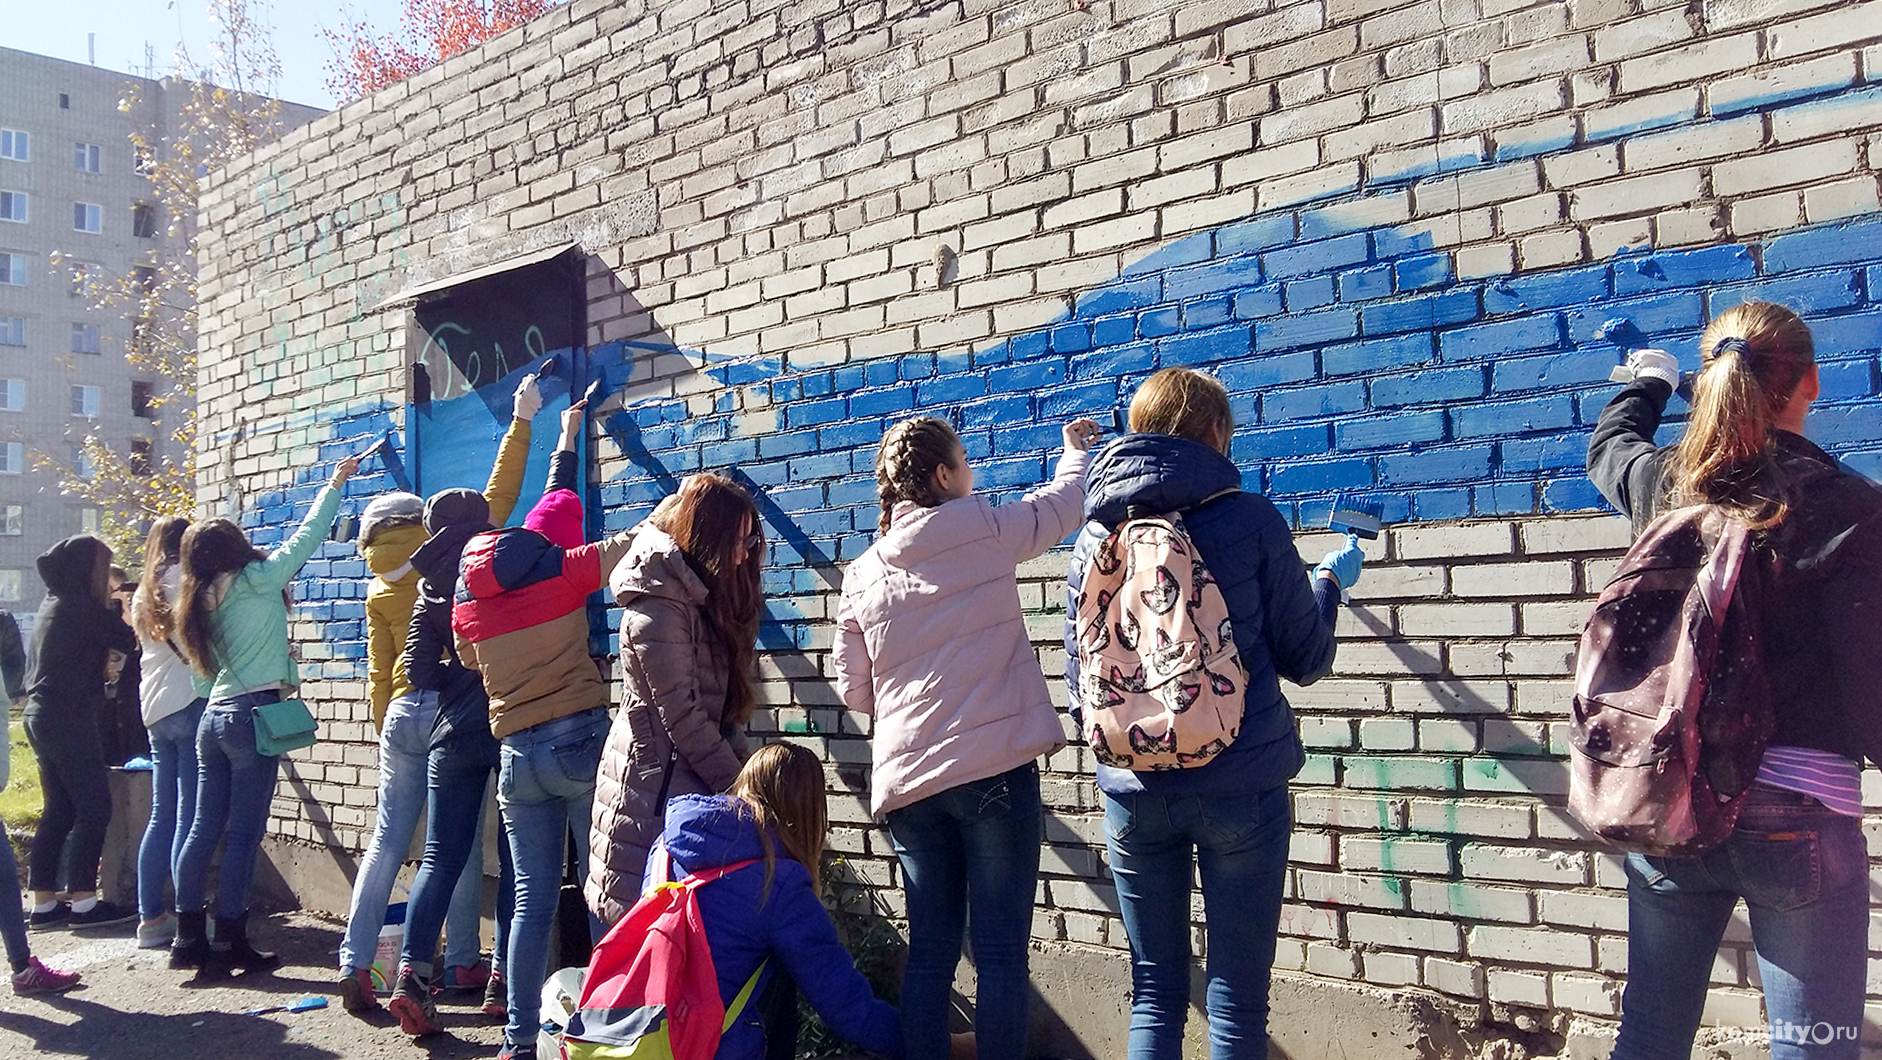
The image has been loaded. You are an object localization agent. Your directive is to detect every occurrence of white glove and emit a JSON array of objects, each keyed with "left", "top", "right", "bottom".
[
  {"left": 1627, "top": 349, "right": 1680, "bottom": 389},
  {"left": 512, "top": 372, "right": 543, "bottom": 422}
]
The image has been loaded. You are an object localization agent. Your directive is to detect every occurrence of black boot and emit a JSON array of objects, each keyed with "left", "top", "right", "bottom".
[
  {"left": 169, "top": 910, "right": 210, "bottom": 970},
  {"left": 205, "top": 910, "right": 281, "bottom": 976}
]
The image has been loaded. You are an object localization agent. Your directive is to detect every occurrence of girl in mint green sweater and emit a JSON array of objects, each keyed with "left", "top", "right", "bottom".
[{"left": 170, "top": 455, "right": 357, "bottom": 976}]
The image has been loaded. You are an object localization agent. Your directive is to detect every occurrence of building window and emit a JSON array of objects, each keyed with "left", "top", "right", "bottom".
[
  {"left": 71, "top": 384, "right": 99, "bottom": 417},
  {"left": 0, "top": 191, "right": 25, "bottom": 223},
  {"left": 58, "top": 93, "right": 69, "bottom": 109},
  {"left": 132, "top": 265, "right": 156, "bottom": 294},
  {"left": 0, "top": 131, "right": 26, "bottom": 162},
  {"left": 70, "top": 323, "right": 100, "bottom": 354},
  {"left": 74, "top": 143, "right": 102, "bottom": 174},
  {"left": 130, "top": 317, "right": 151, "bottom": 353},
  {"left": 78, "top": 507, "right": 99, "bottom": 533},
  {"left": 0, "top": 571, "right": 20, "bottom": 603},
  {"left": 0, "top": 317, "right": 21, "bottom": 347},
  {"left": 0, "top": 253, "right": 24, "bottom": 286},
  {"left": 132, "top": 203, "right": 156, "bottom": 238},
  {"left": 73, "top": 202, "right": 101, "bottom": 233},
  {"left": 134, "top": 146, "right": 155, "bottom": 177},
  {"left": 131, "top": 380, "right": 154, "bottom": 418},
  {"left": 70, "top": 446, "right": 93, "bottom": 479},
  {"left": 130, "top": 438, "right": 152, "bottom": 476},
  {"left": 0, "top": 379, "right": 23, "bottom": 412},
  {"left": 0, "top": 443, "right": 19, "bottom": 474},
  {"left": 0, "top": 505, "right": 19, "bottom": 535}
]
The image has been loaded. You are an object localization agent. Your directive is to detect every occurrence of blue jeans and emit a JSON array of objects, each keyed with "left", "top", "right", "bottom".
[
  {"left": 1614, "top": 784, "right": 1868, "bottom": 1060},
  {"left": 885, "top": 763, "right": 1042, "bottom": 1060},
  {"left": 0, "top": 813, "right": 30, "bottom": 970},
  {"left": 175, "top": 692, "right": 281, "bottom": 918},
  {"left": 1103, "top": 784, "right": 1291, "bottom": 1060},
  {"left": 401, "top": 731, "right": 509, "bottom": 979},
  {"left": 337, "top": 691, "right": 484, "bottom": 975},
  {"left": 499, "top": 707, "right": 607, "bottom": 1047},
  {"left": 138, "top": 698, "right": 205, "bottom": 920}
]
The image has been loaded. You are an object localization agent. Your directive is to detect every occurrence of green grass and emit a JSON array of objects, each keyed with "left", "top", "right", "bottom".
[{"left": 0, "top": 709, "right": 41, "bottom": 833}]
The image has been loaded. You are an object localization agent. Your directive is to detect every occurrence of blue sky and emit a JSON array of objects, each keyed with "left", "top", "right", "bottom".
[{"left": 9, "top": 0, "right": 410, "bottom": 111}]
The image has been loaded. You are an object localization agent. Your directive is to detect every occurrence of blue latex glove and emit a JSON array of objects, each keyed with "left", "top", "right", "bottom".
[{"left": 1315, "top": 534, "right": 1365, "bottom": 590}]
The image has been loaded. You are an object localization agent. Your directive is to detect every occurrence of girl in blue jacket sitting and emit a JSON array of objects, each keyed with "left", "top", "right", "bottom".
[{"left": 648, "top": 743, "right": 902, "bottom": 1060}]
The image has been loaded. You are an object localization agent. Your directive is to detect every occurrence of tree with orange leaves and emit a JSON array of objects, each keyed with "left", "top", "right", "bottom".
[{"left": 323, "top": 0, "right": 554, "bottom": 103}]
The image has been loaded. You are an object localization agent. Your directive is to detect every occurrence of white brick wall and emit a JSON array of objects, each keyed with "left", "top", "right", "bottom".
[{"left": 194, "top": 0, "right": 1882, "bottom": 1048}]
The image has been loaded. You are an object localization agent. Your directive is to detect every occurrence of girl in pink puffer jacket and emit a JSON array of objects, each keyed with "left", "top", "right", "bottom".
[{"left": 833, "top": 413, "right": 1099, "bottom": 1060}]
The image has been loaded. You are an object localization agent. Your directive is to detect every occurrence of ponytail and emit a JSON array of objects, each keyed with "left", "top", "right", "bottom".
[
  {"left": 1669, "top": 301, "right": 1815, "bottom": 528},
  {"left": 874, "top": 417, "right": 962, "bottom": 535}
]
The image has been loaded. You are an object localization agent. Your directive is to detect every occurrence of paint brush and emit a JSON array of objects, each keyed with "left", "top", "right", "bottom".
[{"left": 1327, "top": 493, "right": 1385, "bottom": 540}]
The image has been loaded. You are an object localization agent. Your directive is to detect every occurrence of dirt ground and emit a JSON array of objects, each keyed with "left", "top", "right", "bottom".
[{"left": 0, "top": 911, "right": 513, "bottom": 1060}]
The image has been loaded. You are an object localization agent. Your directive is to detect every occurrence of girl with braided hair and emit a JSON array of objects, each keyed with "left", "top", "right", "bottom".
[
  {"left": 1588, "top": 301, "right": 1882, "bottom": 1060},
  {"left": 834, "top": 412, "right": 1100, "bottom": 1060}
]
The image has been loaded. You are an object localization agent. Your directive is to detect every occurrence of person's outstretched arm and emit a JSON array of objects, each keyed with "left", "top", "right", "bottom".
[
  {"left": 484, "top": 372, "right": 541, "bottom": 526},
  {"left": 987, "top": 418, "right": 1101, "bottom": 561},
  {"left": 253, "top": 456, "right": 358, "bottom": 591},
  {"left": 1588, "top": 352, "right": 1678, "bottom": 523}
]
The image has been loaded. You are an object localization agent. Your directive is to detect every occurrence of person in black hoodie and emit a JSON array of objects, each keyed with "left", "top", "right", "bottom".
[
  {"left": 22, "top": 535, "right": 138, "bottom": 928},
  {"left": 372, "top": 487, "right": 515, "bottom": 1030},
  {"left": 1586, "top": 301, "right": 1880, "bottom": 1060}
]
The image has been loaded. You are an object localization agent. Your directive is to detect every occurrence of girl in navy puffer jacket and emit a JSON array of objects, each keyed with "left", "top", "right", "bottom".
[{"left": 1064, "top": 368, "right": 1363, "bottom": 1060}]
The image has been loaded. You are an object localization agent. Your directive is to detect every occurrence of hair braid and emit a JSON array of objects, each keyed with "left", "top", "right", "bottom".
[{"left": 875, "top": 416, "right": 961, "bottom": 535}]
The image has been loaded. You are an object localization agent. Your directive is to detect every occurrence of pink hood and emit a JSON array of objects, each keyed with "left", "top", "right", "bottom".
[{"left": 834, "top": 447, "right": 1089, "bottom": 817}]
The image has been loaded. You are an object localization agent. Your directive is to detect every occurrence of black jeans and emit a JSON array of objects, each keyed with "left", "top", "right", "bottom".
[{"left": 23, "top": 707, "right": 112, "bottom": 893}]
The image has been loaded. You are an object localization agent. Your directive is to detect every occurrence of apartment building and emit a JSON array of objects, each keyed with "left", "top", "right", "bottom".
[{"left": 0, "top": 46, "right": 321, "bottom": 614}]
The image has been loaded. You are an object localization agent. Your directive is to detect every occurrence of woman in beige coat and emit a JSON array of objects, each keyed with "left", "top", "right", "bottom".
[{"left": 587, "top": 473, "right": 765, "bottom": 926}]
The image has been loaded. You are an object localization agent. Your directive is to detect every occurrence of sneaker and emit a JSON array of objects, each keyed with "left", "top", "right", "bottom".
[
  {"left": 68, "top": 901, "right": 137, "bottom": 928},
  {"left": 11, "top": 957, "right": 81, "bottom": 995},
  {"left": 27, "top": 904, "right": 70, "bottom": 931},
  {"left": 436, "top": 960, "right": 491, "bottom": 992},
  {"left": 481, "top": 969, "right": 506, "bottom": 1018},
  {"left": 387, "top": 967, "right": 444, "bottom": 1037},
  {"left": 496, "top": 1042, "right": 535, "bottom": 1060},
  {"left": 339, "top": 967, "right": 380, "bottom": 1014},
  {"left": 136, "top": 913, "right": 178, "bottom": 949}
]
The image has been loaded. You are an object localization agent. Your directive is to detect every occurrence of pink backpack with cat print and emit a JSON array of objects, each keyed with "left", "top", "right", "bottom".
[{"left": 1074, "top": 511, "right": 1246, "bottom": 771}]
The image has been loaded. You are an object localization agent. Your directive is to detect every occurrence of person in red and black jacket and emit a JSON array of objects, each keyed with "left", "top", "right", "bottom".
[{"left": 450, "top": 399, "right": 642, "bottom": 1060}]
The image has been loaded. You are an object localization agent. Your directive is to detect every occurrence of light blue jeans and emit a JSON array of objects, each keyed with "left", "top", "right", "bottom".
[
  {"left": 337, "top": 691, "right": 484, "bottom": 976},
  {"left": 175, "top": 692, "right": 280, "bottom": 918},
  {"left": 138, "top": 698, "right": 205, "bottom": 921},
  {"left": 498, "top": 707, "right": 607, "bottom": 1048},
  {"left": 1614, "top": 784, "right": 1868, "bottom": 1060}
]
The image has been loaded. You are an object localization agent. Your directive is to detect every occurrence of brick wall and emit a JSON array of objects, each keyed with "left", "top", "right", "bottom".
[{"left": 196, "top": 0, "right": 1882, "bottom": 1053}]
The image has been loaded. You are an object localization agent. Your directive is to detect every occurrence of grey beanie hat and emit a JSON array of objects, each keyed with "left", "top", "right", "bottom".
[
  {"left": 359, "top": 492, "right": 424, "bottom": 549},
  {"left": 424, "top": 488, "right": 491, "bottom": 535}
]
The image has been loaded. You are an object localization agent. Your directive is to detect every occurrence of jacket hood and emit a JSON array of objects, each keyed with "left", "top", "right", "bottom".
[
  {"left": 458, "top": 526, "right": 564, "bottom": 601},
  {"left": 609, "top": 525, "right": 708, "bottom": 606},
  {"left": 409, "top": 521, "right": 486, "bottom": 592},
  {"left": 36, "top": 536, "right": 108, "bottom": 599},
  {"left": 1085, "top": 434, "right": 1244, "bottom": 527},
  {"left": 362, "top": 523, "right": 426, "bottom": 579},
  {"left": 660, "top": 793, "right": 768, "bottom": 875}
]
